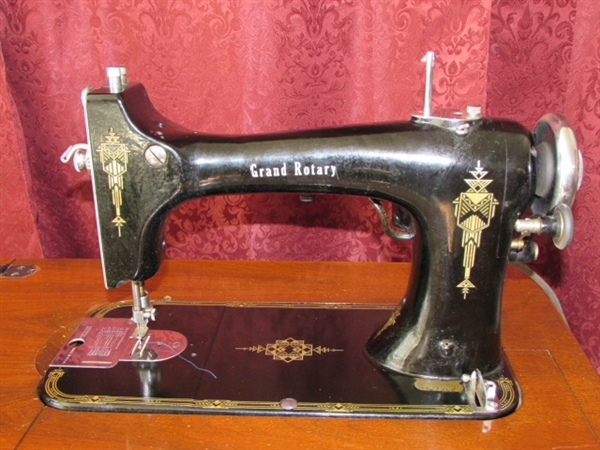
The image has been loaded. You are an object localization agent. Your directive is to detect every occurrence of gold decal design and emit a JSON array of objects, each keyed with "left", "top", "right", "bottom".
[
  {"left": 236, "top": 337, "right": 343, "bottom": 363},
  {"left": 96, "top": 128, "right": 129, "bottom": 236},
  {"left": 44, "top": 367, "right": 479, "bottom": 415},
  {"left": 453, "top": 161, "right": 499, "bottom": 298},
  {"left": 497, "top": 377, "right": 516, "bottom": 409},
  {"left": 373, "top": 306, "right": 401, "bottom": 339}
]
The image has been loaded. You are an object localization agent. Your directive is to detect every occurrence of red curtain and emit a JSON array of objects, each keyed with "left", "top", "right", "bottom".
[
  {"left": 1, "top": 0, "right": 598, "bottom": 372},
  {"left": 487, "top": 0, "right": 600, "bottom": 374}
]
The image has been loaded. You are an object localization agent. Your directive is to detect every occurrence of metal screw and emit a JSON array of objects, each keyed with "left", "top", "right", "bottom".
[
  {"left": 299, "top": 194, "right": 315, "bottom": 202},
  {"left": 280, "top": 398, "right": 298, "bottom": 410},
  {"left": 439, "top": 340, "right": 456, "bottom": 356},
  {"left": 107, "top": 67, "right": 125, "bottom": 93},
  {"left": 144, "top": 145, "right": 168, "bottom": 168},
  {"left": 466, "top": 105, "right": 482, "bottom": 119}
]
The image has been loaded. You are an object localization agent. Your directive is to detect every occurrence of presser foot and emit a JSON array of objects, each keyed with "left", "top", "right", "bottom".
[
  {"left": 130, "top": 280, "right": 156, "bottom": 341},
  {"left": 47, "top": 317, "right": 187, "bottom": 369}
]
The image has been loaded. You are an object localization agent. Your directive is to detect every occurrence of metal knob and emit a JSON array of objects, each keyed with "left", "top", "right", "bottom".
[
  {"left": 107, "top": 67, "right": 128, "bottom": 93},
  {"left": 466, "top": 105, "right": 482, "bottom": 120},
  {"left": 550, "top": 203, "right": 574, "bottom": 249},
  {"left": 60, "top": 144, "right": 91, "bottom": 172},
  {"left": 532, "top": 113, "right": 582, "bottom": 216},
  {"left": 514, "top": 203, "right": 574, "bottom": 250}
]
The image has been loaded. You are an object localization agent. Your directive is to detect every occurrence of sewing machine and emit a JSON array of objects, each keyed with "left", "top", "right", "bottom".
[{"left": 42, "top": 53, "right": 582, "bottom": 419}]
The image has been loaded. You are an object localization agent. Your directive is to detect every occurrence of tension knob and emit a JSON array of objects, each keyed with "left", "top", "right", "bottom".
[{"left": 60, "top": 143, "right": 91, "bottom": 172}]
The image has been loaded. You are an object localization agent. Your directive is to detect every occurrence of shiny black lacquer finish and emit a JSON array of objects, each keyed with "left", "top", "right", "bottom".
[{"left": 86, "top": 83, "right": 534, "bottom": 379}]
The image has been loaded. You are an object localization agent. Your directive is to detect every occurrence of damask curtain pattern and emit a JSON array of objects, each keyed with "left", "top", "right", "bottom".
[
  {"left": 0, "top": 47, "right": 42, "bottom": 258},
  {"left": 487, "top": 0, "right": 599, "bottom": 372},
  {"left": 1, "top": 0, "right": 598, "bottom": 372}
]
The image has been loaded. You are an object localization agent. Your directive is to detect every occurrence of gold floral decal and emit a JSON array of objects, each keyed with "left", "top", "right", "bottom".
[
  {"left": 453, "top": 161, "right": 499, "bottom": 298},
  {"left": 236, "top": 337, "right": 343, "bottom": 363},
  {"left": 96, "top": 128, "right": 129, "bottom": 236}
]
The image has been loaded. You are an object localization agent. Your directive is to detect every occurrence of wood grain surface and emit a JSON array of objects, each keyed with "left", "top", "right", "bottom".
[{"left": 1, "top": 259, "right": 598, "bottom": 449}]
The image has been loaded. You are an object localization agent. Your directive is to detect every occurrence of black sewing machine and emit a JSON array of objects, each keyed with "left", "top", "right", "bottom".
[{"left": 42, "top": 53, "right": 582, "bottom": 419}]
